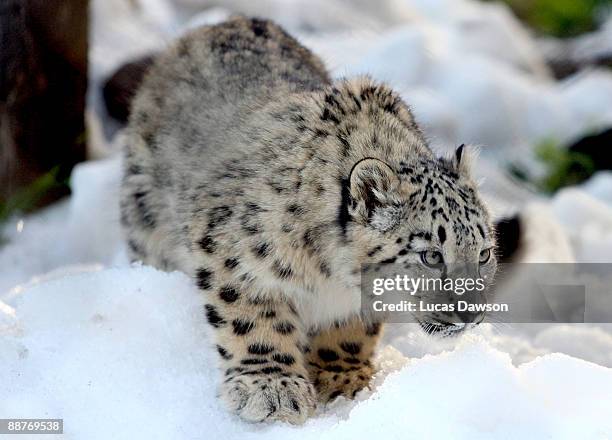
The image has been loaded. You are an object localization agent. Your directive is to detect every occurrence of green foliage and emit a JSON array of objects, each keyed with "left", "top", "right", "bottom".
[
  {"left": 486, "top": 0, "right": 611, "bottom": 38},
  {"left": 0, "top": 167, "right": 69, "bottom": 224},
  {"left": 535, "top": 140, "right": 596, "bottom": 193}
]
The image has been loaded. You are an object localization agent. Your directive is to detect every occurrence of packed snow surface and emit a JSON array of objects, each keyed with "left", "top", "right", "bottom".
[{"left": 2, "top": 267, "right": 611, "bottom": 440}]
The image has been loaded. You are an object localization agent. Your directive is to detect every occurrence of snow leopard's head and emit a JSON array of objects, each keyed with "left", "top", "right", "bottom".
[{"left": 346, "top": 145, "right": 497, "bottom": 336}]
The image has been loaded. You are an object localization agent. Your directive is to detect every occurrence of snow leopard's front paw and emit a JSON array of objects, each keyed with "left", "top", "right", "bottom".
[{"left": 221, "top": 372, "right": 316, "bottom": 424}]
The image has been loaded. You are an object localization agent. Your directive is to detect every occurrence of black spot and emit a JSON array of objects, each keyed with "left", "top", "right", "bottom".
[
  {"left": 383, "top": 99, "right": 398, "bottom": 114},
  {"left": 205, "top": 305, "right": 225, "bottom": 328},
  {"left": 251, "top": 18, "right": 269, "bottom": 38},
  {"left": 127, "top": 164, "right": 143, "bottom": 175},
  {"left": 365, "top": 322, "right": 381, "bottom": 336},
  {"left": 324, "top": 365, "right": 344, "bottom": 373},
  {"left": 272, "top": 260, "right": 293, "bottom": 279},
  {"left": 241, "top": 221, "right": 260, "bottom": 235},
  {"left": 219, "top": 285, "right": 240, "bottom": 303},
  {"left": 196, "top": 268, "right": 213, "bottom": 290},
  {"left": 263, "top": 310, "right": 277, "bottom": 319},
  {"left": 239, "top": 272, "right": 255, "bottom": 284},
  {"left": 321, "top": 107, "right": 340, "bottom": 124},
  {"left": 224, "top": 258, "right": 239, "bottom": 270},
  {"left": 253, "top": 242, "right": 271, "bottom": 258},
  {"left": 198, "top": 235, "right": 216, "bottom": 253},
  {"left": 319, "top": 261, "right": 332, "bottom": 277},
  {"left": 245, "top": 202, "right": 263, "bottom": 212},
  {"left": 127, "top": 239, "right": 144, "bottom": 256},
  {"left": 337, "top": 134, "right": 351, "bottom": 156},
  {"left": 308, "top": 361, "right": 322, "bottom": 370},
  {"left": 248, "top": 343, "right": 275, "bottom": 355},
  {"left": 290, "top": 399, "right": 300, "bottom": 412},
  {"left": 344, "top": 357, "right": 361, "bottom": 364},
  {"left": 241, "top": 358, "right": 268, "bottom": 365},
  {"left": 273, "top": 321, "right": 295, "bottom": 335},
  {"left": 325, "top": 93, "right": 344, "bottom": 113},
  {"left": 287, "top": 203, "right": 304, "bottom": 215},
  {"left": 477, "top": 224, "right": 485, "bottom": 239},
  {"left": 281, "top": 224, "right": 293, "bottom": 233},
  {"left": 339, "top": 342, "right": 362, "bottom": 355},
  {"left": 287, "top": 302, "right": 299, "bottom": 316},
  {"left": 232, "top": 319, "right": 255, "bottom": 335},
  {"left": 133, "top": 191, "right": 156, "bottom": 228},
  {"left": 260, "top": 367, "right": 283, "bottom": 374},
  {"left": 438, "top": 225, "right": 447, "bottom": 244},
  {"left": 208, "top": 206, "right": 232, "bottom": 229},
  {"left": 408, "top": 232, "right": 426, "bottom": 243},
  {"left": 303, "top": 229, "right": 315, "bottom": 248},
  {"left": 338, "top": 177, "right": 351, "bottom": 236},
  {"left": 272, "top": 353, "right": 295, "bottom": 365},
  {"left": 367, "top": 246, "right": 382, "bottom": 257},
  {"left": 318, "top": 348, "right": 340, "bottom": 362},
  {"left": 360, "top": 85, "right": 376, "bottom": 100},
  {"left": 248, "top": 296, "right": 268, "bottom": 305},
  {"left": 225, "top": 367, "right": 245, "bottom": 376},
  {"left": 216, "top": 345, "right": 233, "bottom": 360},
  {"left": 380, "top": 257, "right": 397, "bottom": 264}
]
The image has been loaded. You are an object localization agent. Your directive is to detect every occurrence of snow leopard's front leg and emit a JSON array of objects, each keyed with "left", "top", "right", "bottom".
[
  {"left": 306, "top": 318, "right": 383, "bottom": 402},
  {"left": 200, "top": 271, "right": 315, "bottom": 424}
]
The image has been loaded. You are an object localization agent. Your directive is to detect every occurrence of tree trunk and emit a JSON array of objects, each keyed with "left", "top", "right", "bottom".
[{"left": 0, "top": 0, "right": 88, "bottom": 212}]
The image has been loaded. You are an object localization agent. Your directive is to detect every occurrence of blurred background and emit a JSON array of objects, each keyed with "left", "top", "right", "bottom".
[{"left": 1, "top": 0, "right": 612, "bottom": 367}]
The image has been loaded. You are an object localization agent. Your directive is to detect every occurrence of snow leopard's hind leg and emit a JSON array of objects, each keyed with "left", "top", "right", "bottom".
[
  {"left": 120, "top": 137, "right": 179, "bottom": 271},
  {"left": 305, "top": 318, "right": 383, "bottom": 402}
]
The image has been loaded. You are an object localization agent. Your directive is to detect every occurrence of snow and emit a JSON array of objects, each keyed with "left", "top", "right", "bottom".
[
  {"left": 581, "top": 171, "right": 612, "bottom": 206},
  {"left": 532, "top": 325, "right": 612, "bottom": 367},
  {"left": 551, "top": 184, "right": 612, "bottom": 262},
  {"left": 0, "top": 158, "right": 123, "bottom": 295},
  {"left": 2, "top": 267, "right": 611, "bottom": 439},
  {"left": 89, "top": 0, "right": 612, "bottom": 160},
  {"left": 2, "top": 0, "right": 612, "bottom": 437}
]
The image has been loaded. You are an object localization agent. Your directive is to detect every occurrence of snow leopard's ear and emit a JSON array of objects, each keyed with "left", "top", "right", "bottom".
[
  {"left": 455, "top": 144, "right": 465, "bottom": 165},
  {"left": 348, "top": 158, "right": 400, "bottom": 223},
  {"left": 453, "top": 144, "right": 477, "bottom": 177}
]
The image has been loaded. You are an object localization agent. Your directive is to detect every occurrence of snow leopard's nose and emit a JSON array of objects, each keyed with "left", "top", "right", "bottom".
[{"left": 455, "top": 309, "right": 483, "bottom": 324}]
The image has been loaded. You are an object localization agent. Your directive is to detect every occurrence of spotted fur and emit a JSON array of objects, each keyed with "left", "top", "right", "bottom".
[{"left": 121, "top": 17, "right": 496, "bottom": 424}]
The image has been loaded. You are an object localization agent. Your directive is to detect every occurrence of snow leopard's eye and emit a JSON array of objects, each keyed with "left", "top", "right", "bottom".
[
  {"left": 479, "top": 248, "right": 491, "bottom": 264},
  {"left": 420, "top": 250, "right": 444, "bottom": 267}
]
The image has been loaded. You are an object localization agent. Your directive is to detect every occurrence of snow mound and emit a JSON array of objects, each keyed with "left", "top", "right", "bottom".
[
  {"left": 1, "top": 267, "right": 611, "bottom": 439},
  {"left": 0, "top": 157, "right": 123, "bottom": 294}
]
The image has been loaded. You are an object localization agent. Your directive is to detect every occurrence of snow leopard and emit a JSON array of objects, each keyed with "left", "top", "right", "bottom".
[{"left": 120, "top": 17, "right": 498, "bottom": 424}]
